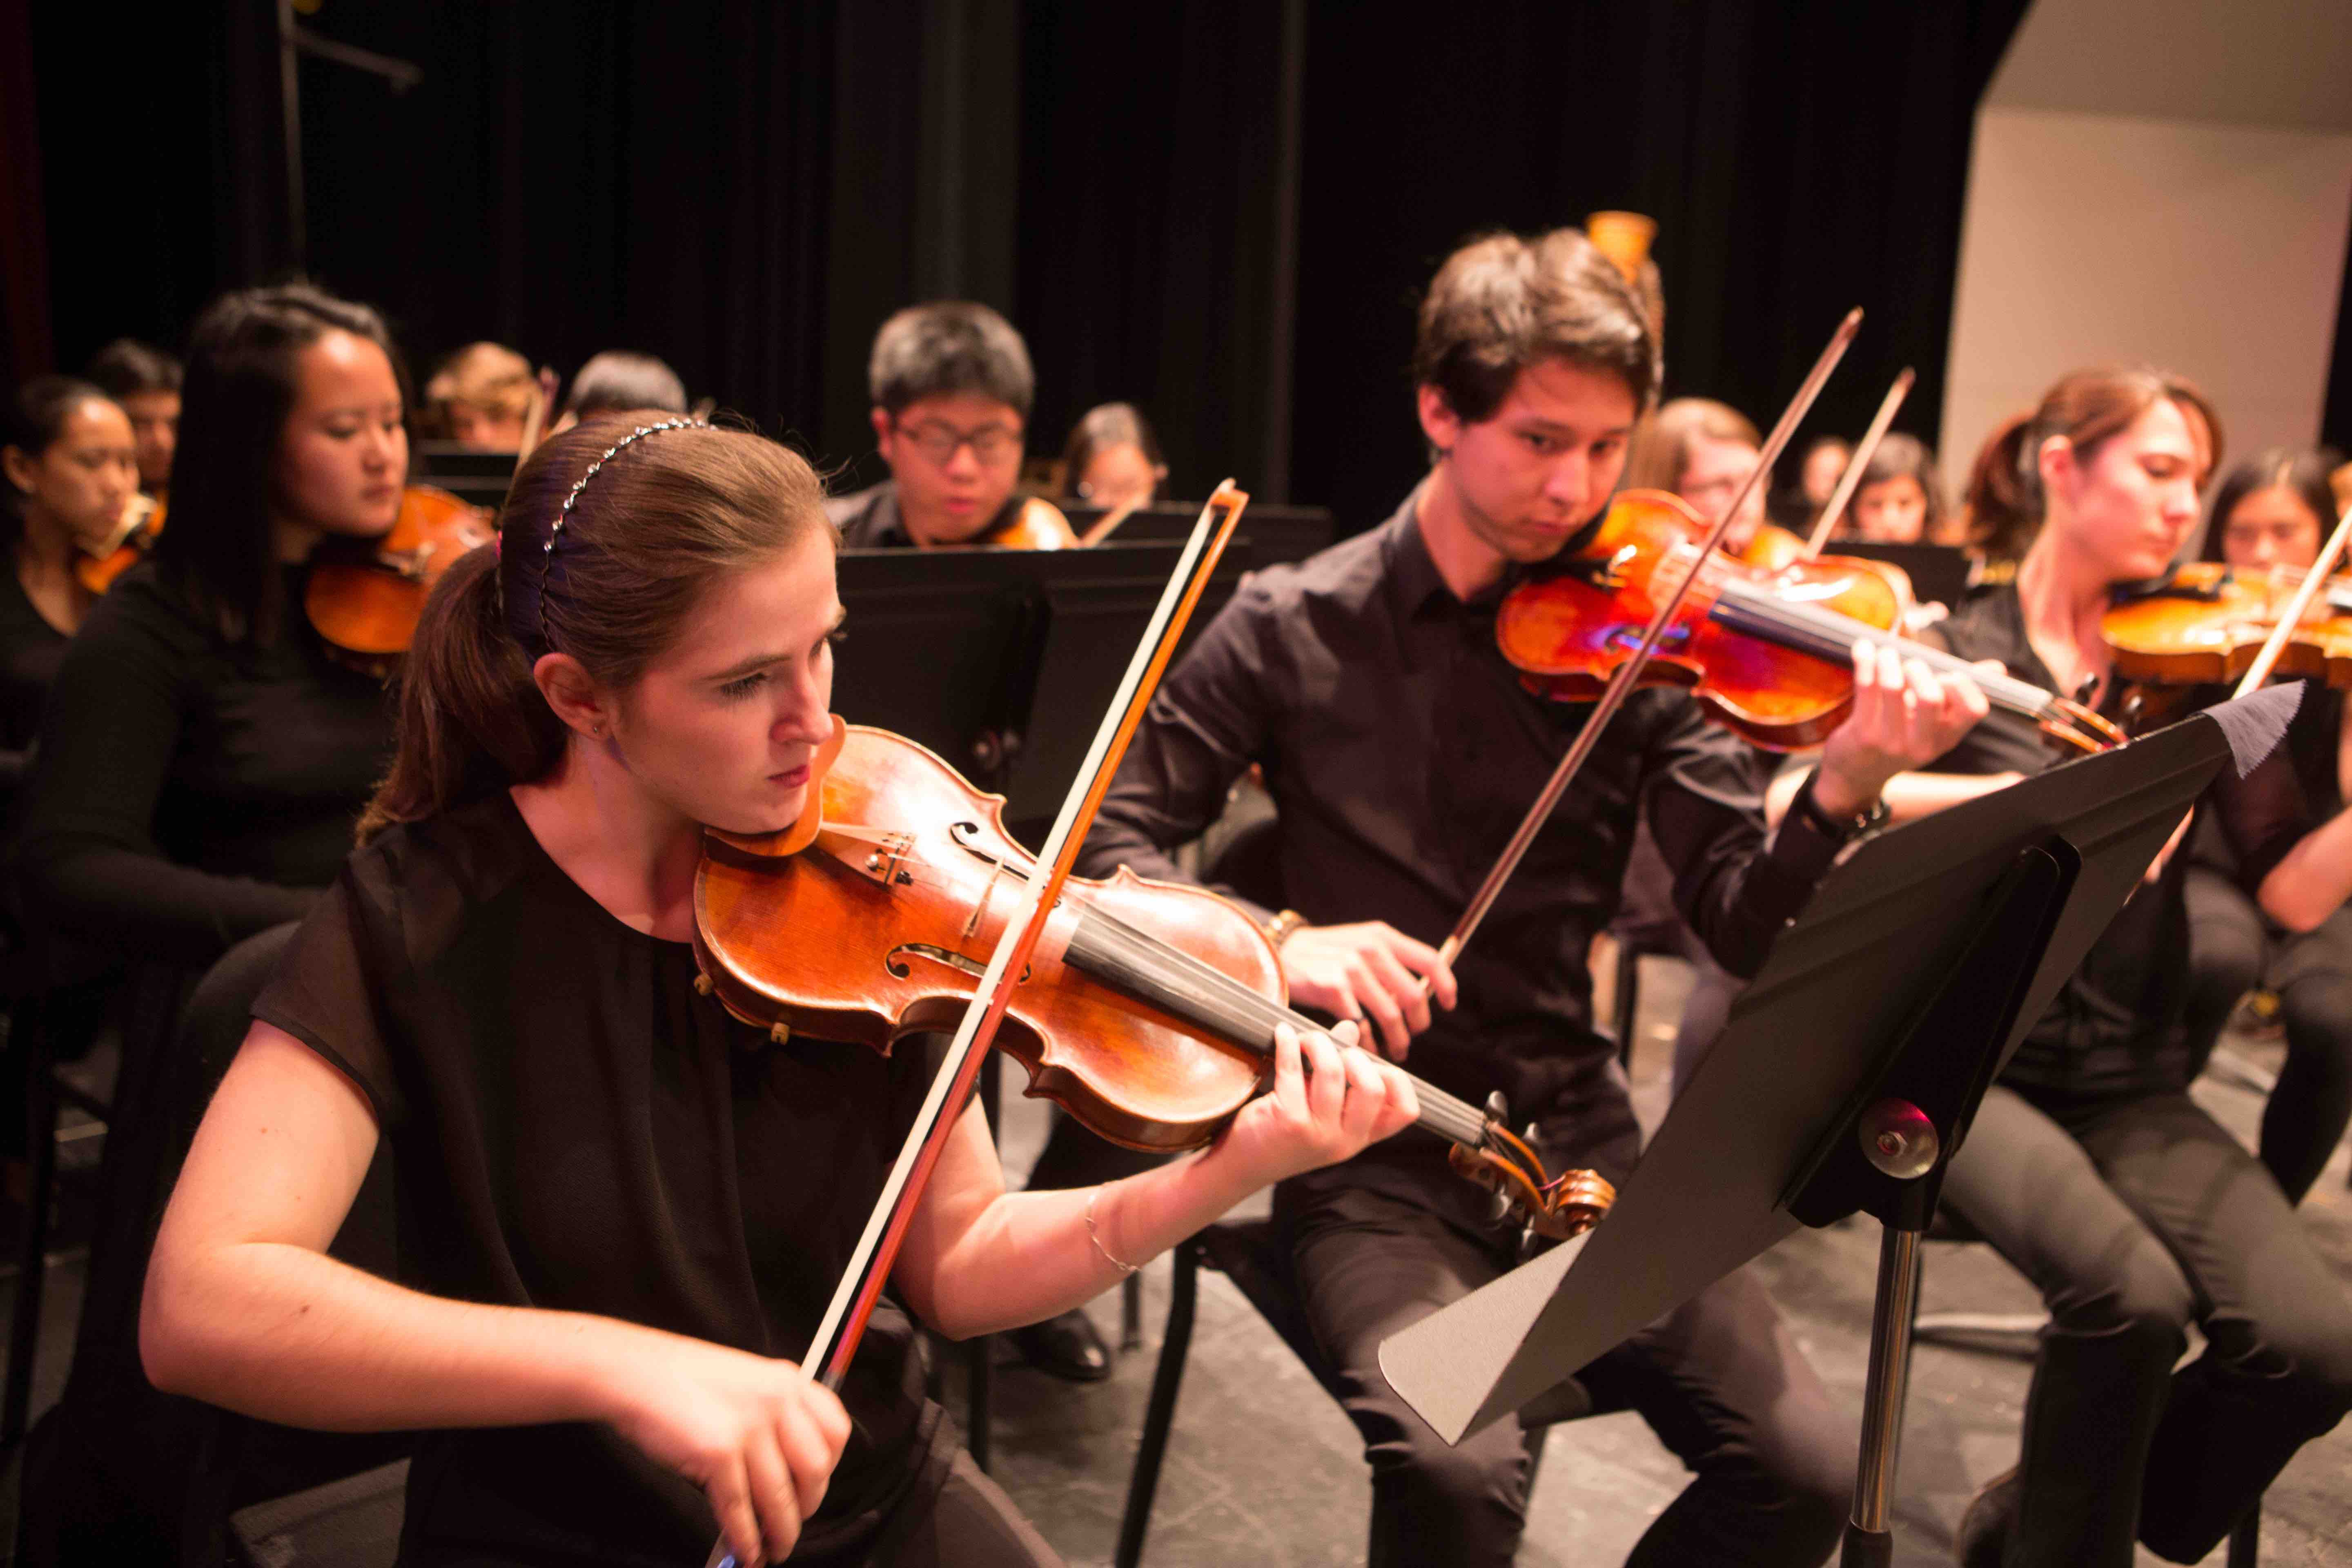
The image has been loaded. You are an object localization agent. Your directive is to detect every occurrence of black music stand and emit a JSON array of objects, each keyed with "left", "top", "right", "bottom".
[
  {"left": 1063, "top": 501, "right": 1338, "bottom": 568},
  {"left": 832, "top": 541, "right": 1251, "bottom": 826},
  {"left": 1836, "top": 541, "right": 1971, "bottom": 611},
  {"left": 1379, "top": 686, "right": 2300, "bottom": 1566}
]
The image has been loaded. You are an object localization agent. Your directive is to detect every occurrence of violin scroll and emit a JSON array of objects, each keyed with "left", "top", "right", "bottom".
[{"left": 1446, "top": 1112, "right": 1616, "bottom": 1240}]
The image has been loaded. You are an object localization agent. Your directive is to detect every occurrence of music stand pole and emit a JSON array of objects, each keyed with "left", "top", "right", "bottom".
[{"left": 1377, "top": 689, "right": 2305, "bottom": 1560}]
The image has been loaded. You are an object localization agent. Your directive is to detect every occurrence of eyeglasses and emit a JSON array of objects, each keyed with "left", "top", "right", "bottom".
[{"left": 894, "top": 419, "right": 1022, "bottom": 466}]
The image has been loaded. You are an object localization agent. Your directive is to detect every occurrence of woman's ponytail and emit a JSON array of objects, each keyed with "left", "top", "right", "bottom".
[
  {"left": 1964, "top": 412, "right": 2038, "bottom": 565},
  {"left": 357, "top": 544, "right": 564, "bottom": 843}
]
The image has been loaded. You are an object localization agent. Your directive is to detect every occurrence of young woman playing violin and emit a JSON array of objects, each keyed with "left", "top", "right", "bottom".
[
  {"left": 14, "top": 284, "right": 408, "bottom": 967},
  {"left": 2176, "top": 445, "right": 2352, "bottom": 1204},
  {"left": 140, "top": 415, "right": 1419, "bottom": 1568},
  {"left": 1878, "top": 372, "right": 2352, "bottom": 1567},
  {"left": 0, "top": 376, "right": 138, "bottom": 758}
]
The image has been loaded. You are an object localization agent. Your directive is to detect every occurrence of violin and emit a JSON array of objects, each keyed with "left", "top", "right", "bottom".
[
  {"left": 2104, "top": 561, "right": 2352, "bottom": 693},
  {"left": 75, "top": 492, "right": 163, "bottom": 594},
  {"left": 303, "top": 484, "right": 494, "bottom": 672},
  {"left": 981, "top": 495, "right": 1081, "bottom": 550},
  {"left": 692, "top": 720, "right": 1615, "bottom": 1238},
  {"left": 1496, "top": 488, "right": 2122, "bottom": 754}
]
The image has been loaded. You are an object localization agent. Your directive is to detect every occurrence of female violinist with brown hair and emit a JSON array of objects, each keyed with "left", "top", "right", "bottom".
[
  {"left": 139, "top": 415, "right": 1418, "bottom": 1568},
  {"left": 1878, "top": 370, "right": 2352, "bottom": 1567}
]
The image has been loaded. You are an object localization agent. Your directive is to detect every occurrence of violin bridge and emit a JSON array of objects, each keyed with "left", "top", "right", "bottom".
[{"left": 815, "top": 826, "right": 918, "bottom": 887}]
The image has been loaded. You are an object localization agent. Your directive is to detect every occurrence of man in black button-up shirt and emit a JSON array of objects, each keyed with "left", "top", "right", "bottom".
[{"left": 1078, "top": 228, "right": 1987, "bottom": 1566}]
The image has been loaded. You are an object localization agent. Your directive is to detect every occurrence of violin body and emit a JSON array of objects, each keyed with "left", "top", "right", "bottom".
[
  {"left": 304, "top": 484, "right": 495, "bottom": 669},
  {"left": 694, "top": 725, "right": 1273, "bottom": 1152},
  {"left": 1499, "top": 490, "right": 1912, "bottom": 749},
  {"left": 2104, "top": 561, "right": 2352, "bottom": 691},
  {"left": 982, "top": 495, "right": 1081, "bottom": 550},
  {"left": 76, "top": 493, "right": 163, "bottom": 594}
]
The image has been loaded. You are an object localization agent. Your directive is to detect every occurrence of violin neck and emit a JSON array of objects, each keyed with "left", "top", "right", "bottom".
[
  {"left": 1710, "top": 578, "right": 2062, "bottom": 725},
  {"left": 1062, "top": 903, "right": 1494, "bottom": 1150}
]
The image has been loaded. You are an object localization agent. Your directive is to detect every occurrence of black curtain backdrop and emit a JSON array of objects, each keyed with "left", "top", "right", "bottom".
[
  {"left": 18, "top": 1, "right": 2050, "bottom": 514},
  {"left": 1292, "top": 1, "right": 2030, "bottom": 530}
]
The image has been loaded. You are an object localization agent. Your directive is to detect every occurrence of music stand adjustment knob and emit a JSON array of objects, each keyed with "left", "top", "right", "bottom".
[{"left": 1858, "top": 1098, "right": 1938, "bottom": 1180}]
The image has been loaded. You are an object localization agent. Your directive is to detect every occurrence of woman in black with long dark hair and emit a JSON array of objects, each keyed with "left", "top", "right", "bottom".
[
  {"left": 14, "top": 284, "right": 408, "bottom": 964},
  {"left": 2177, "top": 445, "right": 2352, "bottom": 1203},
  {"left": 0, "top": 377, "right": 138, "bottom": 760}
]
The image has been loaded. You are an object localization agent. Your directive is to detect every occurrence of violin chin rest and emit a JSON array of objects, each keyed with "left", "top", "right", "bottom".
[{"left": 707, "top": 715, "right": 848, "bottom": 858}]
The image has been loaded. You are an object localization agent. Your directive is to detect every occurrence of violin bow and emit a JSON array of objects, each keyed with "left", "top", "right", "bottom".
[
  {"left": 2234, "top": 496, "right": 2352, "bottom": 697},
  {"left": 1802, "top": 368, "right": 1914, "bottom": 558},
  {"left": 704, "top": 483, "right": 1250, "bottom": 1568},
  {"left": 1430, "top": 308, "right": 1863, "bottom": 979}
]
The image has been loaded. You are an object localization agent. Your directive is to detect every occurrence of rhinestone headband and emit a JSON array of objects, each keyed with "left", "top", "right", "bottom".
[{"left": 535, "top": 418, "right": 705, "bottom": 650}]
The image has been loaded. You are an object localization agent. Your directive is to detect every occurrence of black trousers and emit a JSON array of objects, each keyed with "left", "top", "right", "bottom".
[
  {"left": 2181, "top": 864, "right": 2352, "bottom": 1201},
  {"left": 1273, "top": 1170, "right": 1850, "bottom": 1568},
  {"left": 1941, "top": 1083, "right": 2352, "bottom": 1566}
]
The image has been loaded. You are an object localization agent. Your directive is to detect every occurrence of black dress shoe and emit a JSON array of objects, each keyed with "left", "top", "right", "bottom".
[
  {"left": 1953, "top": 1467, "right": 2017, "bottom": 1568},
  {"left": 1009, "top": 1307, "right": 1113, "bottom": 1382}
]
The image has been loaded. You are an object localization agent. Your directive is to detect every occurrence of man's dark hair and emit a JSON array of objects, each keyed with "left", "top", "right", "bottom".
[
  {"left": 867, "top": 301, "right": 1034, "bottom": 420},
  {"left": 561, "top": 350, "right": 688, "bottom": 421},
  {"left": 1413, "top": 227, "right": 1660, "bottom": 425},
  {"left": 83, "top": 338, "right": 183, "bottom": 398}
]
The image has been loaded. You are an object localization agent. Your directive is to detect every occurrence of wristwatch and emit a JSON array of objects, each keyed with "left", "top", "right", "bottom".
[
  {"left": 1261, "top": 909, "right": 1307, "bottom": 950},
  {"left": 1794, "top": 779, "right": 1889, "bottom": 843}
]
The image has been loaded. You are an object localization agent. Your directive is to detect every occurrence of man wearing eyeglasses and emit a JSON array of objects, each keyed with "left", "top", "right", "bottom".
[{"left": 827, "top": 301, "right": 1064, "bottom": 548}]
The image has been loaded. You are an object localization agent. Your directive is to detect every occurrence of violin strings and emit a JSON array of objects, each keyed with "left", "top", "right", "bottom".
[{"left": 1709, "top": 579, "right": 2059, "bottom": 716}]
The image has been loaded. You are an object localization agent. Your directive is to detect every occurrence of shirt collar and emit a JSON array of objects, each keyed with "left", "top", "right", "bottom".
[{"left": 1381, "top": 486, "right": 1526, "bottom": 625}]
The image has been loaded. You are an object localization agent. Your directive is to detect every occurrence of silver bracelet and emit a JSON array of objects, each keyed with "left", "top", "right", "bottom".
[{"left": 1085, "top": 1186, "right": 1140, "bottom": 1276}]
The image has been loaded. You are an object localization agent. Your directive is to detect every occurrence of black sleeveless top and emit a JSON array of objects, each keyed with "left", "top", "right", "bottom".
[{"left": 256, "top": 793, "right": 954, "bottom": 1566}]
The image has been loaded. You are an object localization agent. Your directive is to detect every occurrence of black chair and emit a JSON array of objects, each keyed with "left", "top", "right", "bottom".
[
  {"left": 15, "top": 924, "right": 409, "bottom": 1567},
  {"left": 2, "top": 966, "right": 118, "bottom": 1443}
]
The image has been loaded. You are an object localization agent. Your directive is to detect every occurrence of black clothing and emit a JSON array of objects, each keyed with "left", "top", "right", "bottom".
[
  {"left": 1928, "top": 582, "right": 2352, "bottom": 1566},
  {"left": 1078, "top": 492, "right": 1857, "bottom": 1564},
  {"left": 1940, "top": 1085, "right": 2352, "bottom": 1566},
  {"left": 13, "top": 559, "right": 394, "bottom": 964},
  {"left": 2181, "top": 863, "right": 2352, "bottom": 1201},
  {"left": 0, "top": 564, "right": 69, "bottom": 753},
  {"left": 2178, "top": 686, "right": 2352, "bottom": 1201},
  {"left": 1080, "top": 495, "right": 1848, "bottom": 1198},
  {"left": 1276, "top": 1163, "right": 1848, "bottom": 1568},
  {"left": 254, "top": 793, "right": 957, "bottom": 1567},
  {"left": 824, "top": 481, "right": 1027, "bottom": 550},
  {"left": 1923, "top": 585, "right": 2307, "bottom": 1100}
]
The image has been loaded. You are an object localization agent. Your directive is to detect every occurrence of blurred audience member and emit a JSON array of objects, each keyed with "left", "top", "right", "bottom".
[
  {"left": 82, "top": 339, "right": 182, "bottom": 499},
  {"left": 1060, "top": 401, "right": 1167, "bottom": 511}
]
